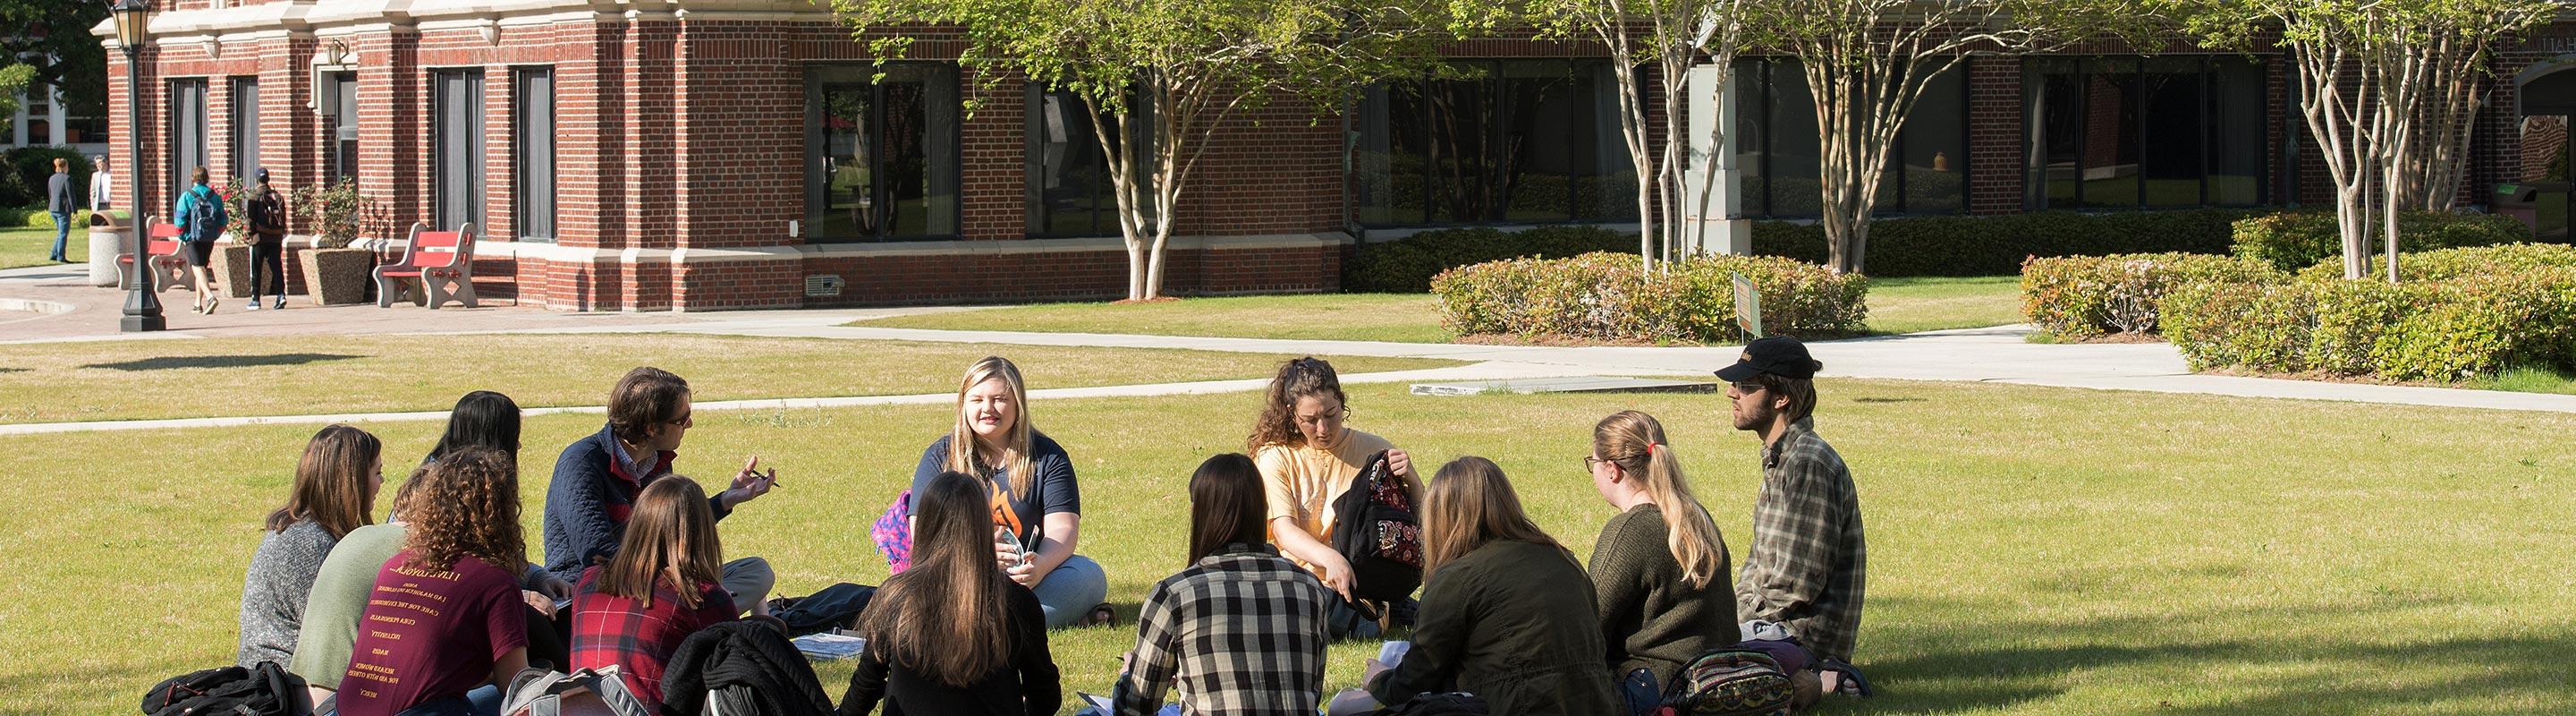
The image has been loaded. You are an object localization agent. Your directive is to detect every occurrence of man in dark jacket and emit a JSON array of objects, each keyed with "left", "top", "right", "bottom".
[
  {"left": 45, "top": 158, "right": 72, "bottom": 263},
  {"left": 242, "top": 168, "right": 290, "bottom": 310},
  {"left": 543, "top": 366, "right": 779, "bottom": 612}
]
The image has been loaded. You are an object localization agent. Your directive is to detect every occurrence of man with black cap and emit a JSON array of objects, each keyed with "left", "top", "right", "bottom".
[
  {"left": 1716, "top": 336, "right": 1868, "bottom": 703},
  {"left": 242, "top": 167, "right": 289, "bottom": 310}
]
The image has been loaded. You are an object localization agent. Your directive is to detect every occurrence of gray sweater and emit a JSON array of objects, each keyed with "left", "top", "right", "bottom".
[{"left": 236, "top": 519, "right": 339, "bottom": 668}]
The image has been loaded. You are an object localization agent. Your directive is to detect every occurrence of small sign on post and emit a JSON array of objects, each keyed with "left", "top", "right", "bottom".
[{"left": 1731, "top": 272, "right": 1762, "bottom": 340}]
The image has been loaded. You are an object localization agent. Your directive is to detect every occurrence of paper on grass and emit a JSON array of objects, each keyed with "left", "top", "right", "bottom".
[
  {"left": 1377, "top": 640, "right": 1410, "bottom": 668},
  {"left": 792, "top": 633, "right": 868, "bottom": 661}
]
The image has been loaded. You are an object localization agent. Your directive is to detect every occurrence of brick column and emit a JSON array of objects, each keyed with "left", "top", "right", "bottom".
[{"left": 1965, "top": 55, "right": 2023, "bottom": 215}]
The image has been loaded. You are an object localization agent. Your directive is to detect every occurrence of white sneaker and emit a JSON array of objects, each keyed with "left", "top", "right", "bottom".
[{"left": 246, "top": 300, "right": 261, "bottom": 311}]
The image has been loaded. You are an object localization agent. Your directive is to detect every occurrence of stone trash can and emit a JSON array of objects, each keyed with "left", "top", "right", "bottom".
[{"left": 86, "top": 209, "right": 131, "bottom": 287}]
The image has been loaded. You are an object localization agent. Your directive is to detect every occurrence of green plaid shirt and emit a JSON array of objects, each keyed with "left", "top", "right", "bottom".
[{"left": 1735, "top": 419, "right": 1867, "bottom": 663}]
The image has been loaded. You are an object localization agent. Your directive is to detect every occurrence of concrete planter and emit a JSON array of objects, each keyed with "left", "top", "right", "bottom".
[
  {"left": 298, "top": 247, "right": 375, "bottom": 306},
  {"left": 214, "top": 241, "right": 253, "bottom": 297}
]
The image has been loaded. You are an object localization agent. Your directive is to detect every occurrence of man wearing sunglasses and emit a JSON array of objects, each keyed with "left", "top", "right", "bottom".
[
  {"left": 1716, "top": 337, "right": 1870, "bottom": 704},
  {"left": 543, "top": 366, "right": 781, "bottom": 615}
]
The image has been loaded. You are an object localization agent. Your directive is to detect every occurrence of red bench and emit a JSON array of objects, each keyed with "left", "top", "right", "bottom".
[
  {"left": 374, "top": 221, "right": 479, "bottom": 309},
  {"left": 116, "top": 218, "right": 193, "bottom": 292}
]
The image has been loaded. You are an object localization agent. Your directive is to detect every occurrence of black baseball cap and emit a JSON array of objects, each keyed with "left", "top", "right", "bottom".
[
  {"left": 255, "top": 167, "right": 270, "bottom": 182},
  {"left": 1714, "top": 337, "right": 1819, "bottom": 381}
]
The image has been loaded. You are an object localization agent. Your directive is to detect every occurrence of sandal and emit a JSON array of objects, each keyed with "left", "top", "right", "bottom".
[{"left": 1082, "top": 602, "right": 1118, "bottom": 628}]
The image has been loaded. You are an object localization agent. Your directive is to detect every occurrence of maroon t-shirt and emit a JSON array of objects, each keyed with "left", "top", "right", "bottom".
[{"left": 335, "top": 551, "right": 530, "bottom": 716}]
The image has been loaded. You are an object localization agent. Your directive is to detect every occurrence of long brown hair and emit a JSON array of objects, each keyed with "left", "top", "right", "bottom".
[
  {"left": 1188, "top": 453, "right": 1267, "bottom": 564},
  {"left": 1594, "top": 411, "right": 1728, "bottom": 588},
  {"left": 1247, "top": 356, "right": 1346, "bottom": 451},
  {"left": 860, "top": 471, "right": 1009, "bottom": 687},
  {"left": 400, "top": 447, "right": 525, "bottom": 574},
  {"left": 1421, "top": 456, "right": 1569, "bottom": 576},
  {"left": 946, "top": 356, "right": 1036, "bottom": 501},
  {"left": 267, "top": 424, "right": 382, "bottom": 539},
  {"left": 597, "top": 476, "right": 724, "bottom": 609}
]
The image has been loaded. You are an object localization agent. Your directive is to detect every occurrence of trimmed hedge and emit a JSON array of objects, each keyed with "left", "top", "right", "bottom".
[
  {"left": 2292, "top": 243, "right": 2576, "bottom": 283},
  {"left": 2165, "top": 270, "right": 2576, "bottom": 381},
  {"left": 1431, "top": 251, "right": 1868, "bottom": 344},
  {"left": 1753, "top": 209, "right": 2258, "bottom": 277},
  {"left": 2231, "top": 210, "right": 2531, "bottom": 271},
  {"left": 2019, "top": 253, "right": 2286, "bottom": 340},
  {"left": 1344, "top": 226, "right": 1633, "bottom": 293}
]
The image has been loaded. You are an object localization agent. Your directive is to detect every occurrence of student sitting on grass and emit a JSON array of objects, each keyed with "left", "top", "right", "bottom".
[
  {"left": 1717, "top": 337, "right": 1870, "bottom": 704},
  {"left": 1102, "top": 453, "right": 1334, "bottom": 716},
  {"left": 547, "top": 367, "right": 778, "bottom": 615},
  {"left": 1365, "top": 456, "right": 1620, "bottom": 716},
  {"left": 909, "top": 355, "right": 1109, "bottom": 628},
  {"left": 1246, "top": 357, "right": 1422, "bottom": 637},
  {"left": 1583, "top": 411, "right": 1740, "bottom": 715},
  {"left": 569, "top": 475, "right": 739, "bottom": 713},
  {"left": 238, "top": 425, "right": 382, "bottom": 669},
  {"left": 425, "top": 390, "right": 523, "bottom": 466},
  {"left": 843, "top": 471, "right": 1062, "bottom": 716},
  {"left": 334, "top": 448, "right": 530, "bottom": 716}
]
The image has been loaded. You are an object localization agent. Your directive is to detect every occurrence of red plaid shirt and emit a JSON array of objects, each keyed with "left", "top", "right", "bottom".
[{"left": 568, "top": 567, "right": 737, "bottom": 710}]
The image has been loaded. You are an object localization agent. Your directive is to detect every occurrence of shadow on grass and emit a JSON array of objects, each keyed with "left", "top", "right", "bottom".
[
  {"left": 82, "top": 354, "right": 363, "bottom": 371},
  {"left": 1857, "top": 594, "right": 2572, "bottom": 713}
]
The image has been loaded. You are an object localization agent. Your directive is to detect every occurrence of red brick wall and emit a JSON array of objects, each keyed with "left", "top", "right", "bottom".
[{"left": 1966, "top": 55, "right": 2021, "bottom": 215}]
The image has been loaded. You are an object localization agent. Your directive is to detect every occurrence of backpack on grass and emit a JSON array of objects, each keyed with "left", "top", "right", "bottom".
[
  {"left": 1654, "top": 648, "right": 1796, "bottom": 716},
  {"left": 1328, "top": 450, "right": 1423, "bottom": 603},
  {"left": 140, "top": 661, "right": 306, "bottom": 716}
]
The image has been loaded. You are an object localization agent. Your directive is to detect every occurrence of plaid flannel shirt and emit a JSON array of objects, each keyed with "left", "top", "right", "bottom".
[
  {"left": 1735, "top": 419, "right": 1868, "bottom": 663},
  {"left": 568, "top": 568, "right": 737, "bottom": 710},
  {"left": 1112, "top": 543, "right": 1332, "bottom": 716}
]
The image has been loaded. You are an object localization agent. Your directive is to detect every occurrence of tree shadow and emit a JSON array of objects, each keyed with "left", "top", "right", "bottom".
[{"left": 82, "top": 354, "right": 363, "bottom": 371}]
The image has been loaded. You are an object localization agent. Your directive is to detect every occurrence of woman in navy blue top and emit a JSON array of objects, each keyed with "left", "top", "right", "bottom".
[{"left": 909, "top": 355, "right": 1109, "bottom": 628}]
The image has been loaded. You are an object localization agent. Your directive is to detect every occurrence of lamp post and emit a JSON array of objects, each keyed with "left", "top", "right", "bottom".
[{"left": 114, "top": 0, "right": 162, "bottom": 333}]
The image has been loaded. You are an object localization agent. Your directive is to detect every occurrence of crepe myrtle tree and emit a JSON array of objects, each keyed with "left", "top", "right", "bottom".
[
  {"left": 833, "top": 0, "right": 1452, "bottom": 301},
  {"left": 1471, "top": 0, "right": 1753, "bottom": 271},
  {"left": 1744, "top": 0, "right": 2154, "bottom": 275}
]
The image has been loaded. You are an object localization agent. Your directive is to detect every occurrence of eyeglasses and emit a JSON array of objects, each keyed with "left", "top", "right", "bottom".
[
  {"left": 1582, "top": 455, "right": 1607, "bottom": 471},
  {"left": 665, "top": 411, "right": 693, "bottom": 427}
]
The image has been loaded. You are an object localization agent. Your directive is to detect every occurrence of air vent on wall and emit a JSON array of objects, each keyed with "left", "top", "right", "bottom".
[{"left": 805, "top": 275, "right": 846, "bottom": 298}]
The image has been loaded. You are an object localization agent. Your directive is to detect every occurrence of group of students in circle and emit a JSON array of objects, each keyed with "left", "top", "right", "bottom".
[{"left": 232, "top": 337, "right": 1868, "bottom": 716}]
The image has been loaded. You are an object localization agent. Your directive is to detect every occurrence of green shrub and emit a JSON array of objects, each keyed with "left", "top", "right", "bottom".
[
  {"left": 1753, "top": 209, "right": 2257, "bottom": 277},
  {"left": 1430, "top": 251, "right": 1868, "bottom": 343},
  {"left": 2019, "top": 252, "right": 2285, "bottom": 340},
  {"left": 1345, "top": 225, "right": 1633, "bottom": 293},
  {"left": 2232, "top": 210, "right": 2531, "bottom": 272},
  {"left": 2292, "top": 243, "right": 2576, "bottom": 283},
  {"left": 2165, "top": 270, "right": 2576, "bottom": 382},
  {"left": 0, "top": 206, "right": 38, "bottom": 227},
  {"left": 0, "top": 146, "right": 92, "bottom": 210}
]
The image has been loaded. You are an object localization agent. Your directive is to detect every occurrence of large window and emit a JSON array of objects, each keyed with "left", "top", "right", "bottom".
[
  {"left": 326, "top": 72, "right": 358, "bottom": 184},
  {"left": 806, "top": 63, "right": 961, "bottom": 242},
  {"left": 1350, "top": 59, "right": 1635, "bottom": 227},
  {"left": 514, "top": 68, "right": 555, "bottom": 242},
  {"left": 2025, "top": 55, "right": 2267, "bottom": 209},
  {"left": 166, "top": 79, "right": 207, "bottom": 201},
  {"left": 228, "top": 77, "right": 259, "bottom": 186},
  {"left": 24, "top": 81, "right": 49, "bottom": 145},
  {"left": 1733, "top": 58, "right": 1967, "bottom": 218},
  {"left": 433, "top": 70, "right": 486, "bottom": 233},
  {"left": 1025, "top": 85, "right": 1148, "bottom": 237}
]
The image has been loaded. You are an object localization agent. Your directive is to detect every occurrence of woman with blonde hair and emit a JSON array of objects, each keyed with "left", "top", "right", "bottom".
[
  {"left": 237, "top": 424, "right": 383, "bottom": 669},
  {"left": 1365, "top": 456, "right": 1619, "bottom": 716},
  {"left": 1586, "top": 410, "right": 1739, "bottom": 714},
  {"left": 571, "top": 476, "right": 738, "bottom": 712},
  {"left": 908, "top": 355, "right": 1108, "bottom": 628},
  {"left": 1245, "top": 356, "right": 1420, "bottom": 636},
  {"left": 845, "top": 471, "right": 1061, "bottom": 715}
]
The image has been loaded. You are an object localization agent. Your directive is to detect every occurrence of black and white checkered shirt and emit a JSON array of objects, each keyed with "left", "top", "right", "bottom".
[{"left": 1111, "top": 542, "right": 1333, "bottom": 716}]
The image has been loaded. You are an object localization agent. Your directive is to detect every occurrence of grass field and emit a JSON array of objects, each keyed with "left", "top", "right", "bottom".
[
  {"left": 852, "top": 278, "right": 2026, "bottom": 343},
  {"left": 0, "top": 221, "right": 84, "bottom": 270},
  {"left": 6, "top": 379, "right": 2571, "bottom": 714},
  {"left": 0, "top": 334, "right": 1460, "bottom": 424}
]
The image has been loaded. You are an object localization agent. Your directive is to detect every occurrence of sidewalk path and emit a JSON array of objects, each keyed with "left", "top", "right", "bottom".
[{"left": 10, "top": 262, "right": 2573, "bottom": 426}]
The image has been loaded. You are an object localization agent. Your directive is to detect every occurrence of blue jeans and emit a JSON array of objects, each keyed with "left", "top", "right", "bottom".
[
  {"left": 1621, "top": 668, "right": 1662, "bottom": 716},
  {"left": 1033, "top": 554, "right": 1109, "bottom": 628},
  {"left": 47, "top": 211, "right": 70, "bottom": 260}
]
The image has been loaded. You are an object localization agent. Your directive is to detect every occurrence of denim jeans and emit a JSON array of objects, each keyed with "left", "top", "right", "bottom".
[
  {"left": 47, "top": 211, "right": 70, "bottom": 261},
  {"left": 1032, "top": 554, "right": 1109, "bottom": 628},
  {"left": 1621, "top": 668, "right": 1662, "bottom": 716}
]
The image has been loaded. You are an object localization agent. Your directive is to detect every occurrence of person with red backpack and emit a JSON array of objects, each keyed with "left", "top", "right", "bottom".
[{"left": 172, "top": 166, "right": 228, "bottom": 314}]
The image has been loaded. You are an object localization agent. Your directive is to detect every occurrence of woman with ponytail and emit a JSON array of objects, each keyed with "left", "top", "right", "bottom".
[{"left": 1584, "top": 411, "right": 1739, "bottom": 714}]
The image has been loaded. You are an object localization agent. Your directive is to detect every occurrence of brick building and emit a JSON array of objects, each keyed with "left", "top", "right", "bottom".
[{"left": 99, "top": 2, "right": 2576, "bottom": 311}]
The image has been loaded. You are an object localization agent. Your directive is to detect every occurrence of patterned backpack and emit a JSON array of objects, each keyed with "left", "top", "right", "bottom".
[
  {"left": 1654, "top": 648, "right": 1797, "bottom": 716},
  {"left": 1328, "top": 450, "right": 1423, "bottom": 603},
  {"left": 871, "top": 490, "right": 912, "bottom": 574}
]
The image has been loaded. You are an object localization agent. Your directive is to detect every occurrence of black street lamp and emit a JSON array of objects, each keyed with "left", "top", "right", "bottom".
[{"left": 114, "top": 0, "right": 162, "bottom": 333}]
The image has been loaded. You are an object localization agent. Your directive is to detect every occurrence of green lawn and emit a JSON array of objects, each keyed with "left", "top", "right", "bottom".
[
  {"left": 853, "top": 278, "right": 2026, "bottom": 344},
  {"left": 0, "top": 334, "right": 1459, "bottom": 424},
  {"left": 2466, "top": 366, "right": 2576, "bottom": 396},
  {"left": 8, "top": 379, "right": 2572, "bottom": 713},
  {"left": 1863, "top": 276, "right": 2025, "bottom": 335},
  {"left": 0, "top": 220, "right": 84, "bottom": 270}
]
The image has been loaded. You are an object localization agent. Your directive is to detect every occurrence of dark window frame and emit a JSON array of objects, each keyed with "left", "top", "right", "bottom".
[
  {"left": 325, "top": 72, "right": 359, "bottom": 186},
  {"left": 1347, "top": 58, "right": 1636, "bottom": 229},
  {"left": 227, "top": 76, "right": 259, "bottom": 187},
  {"left": 802, "top": 62, "right": 965, "bottom": 243},
  {"left": 1022, "top": 82, "right": 1155, "bottom": 238},
  {"left": 513, "top": 67, "right": 556, "bottom": 242},
  {"left": 1733, "top": 56, "right": 1970, "bottom": 219},
  {"left": 166, "top": 78, "right": 208, "bottom": 205},
  {"left": 430, "top": 68, "right": 487, "bottom": 234},
  {"left": 2022, "top": 55, "right": 2271, "bottom": 211}
]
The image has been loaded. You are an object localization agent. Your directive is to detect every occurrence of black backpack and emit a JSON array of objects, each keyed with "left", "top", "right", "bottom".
[
  {"left": 1329, "top": 450, "right": 1424, "bottom": 603},
  {"left": 767, "top": 582, "right": 877, "bottom": 636},
  {"left": 140, "top": 661, "right": 307, "bottom": 716}
]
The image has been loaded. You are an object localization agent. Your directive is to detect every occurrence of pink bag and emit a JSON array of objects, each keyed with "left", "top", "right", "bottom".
[{"left": 871, "top": 490, "right": 912, "bottom": 574}]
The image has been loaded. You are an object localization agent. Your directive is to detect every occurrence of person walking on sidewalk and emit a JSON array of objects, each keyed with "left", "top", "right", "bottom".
[
  {"left": 242, "top": 168, "right": 289, "bottom": 311},
  {"left": 45, "top": 158, "right": 72, "bottom": 263},
  {"left": 173, "top": 166, "right": 229, "bottom": 314}
]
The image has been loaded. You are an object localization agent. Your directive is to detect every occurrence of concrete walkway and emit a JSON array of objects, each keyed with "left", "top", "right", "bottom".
[{"left": 7, "top": 261, "right": 2574, "bottom": 434}]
